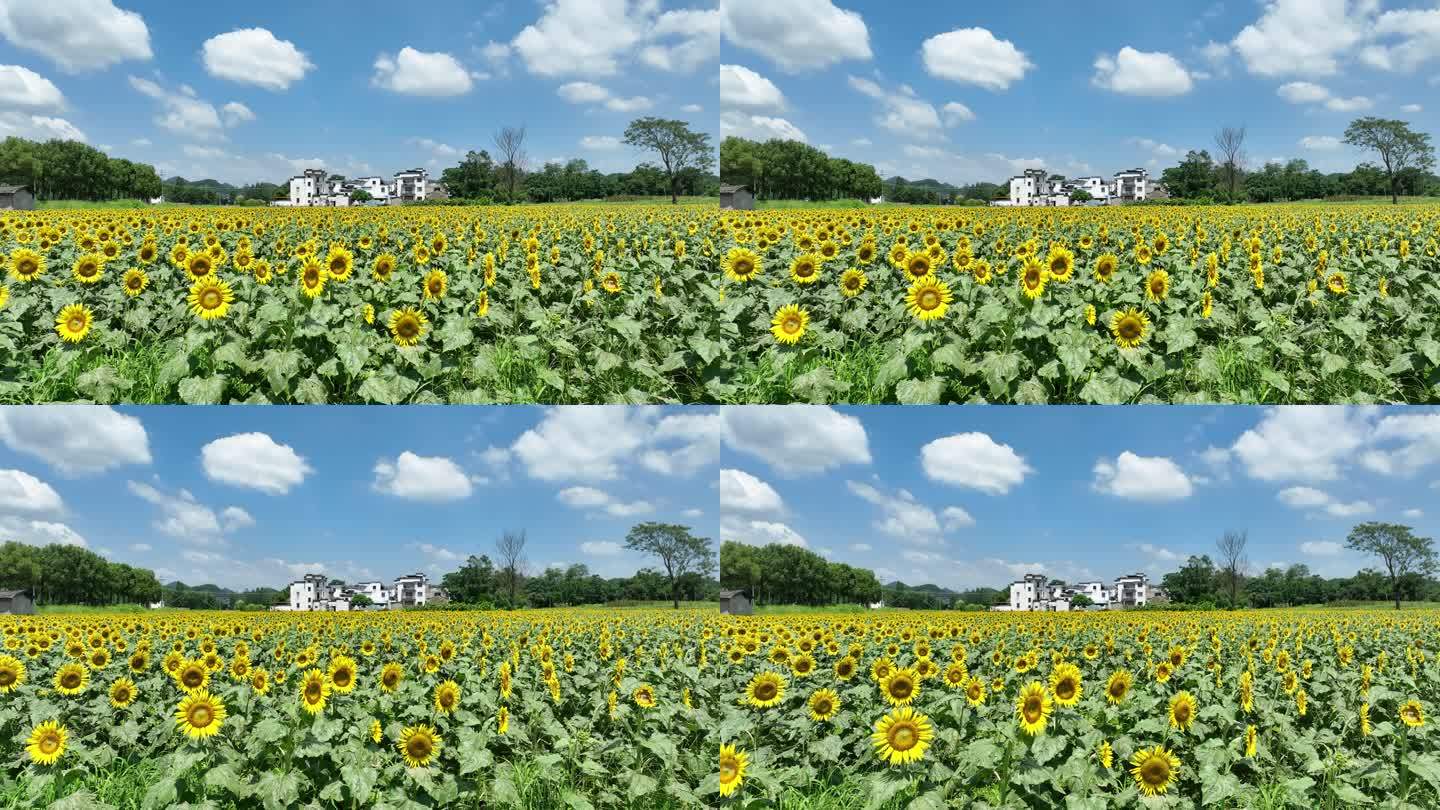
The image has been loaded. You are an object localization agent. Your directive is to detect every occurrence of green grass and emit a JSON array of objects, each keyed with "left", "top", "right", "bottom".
[
  {"left": 753, "top": 604, "right": 881, "bottom": 614},
  {"left": 756, "top": 199, "right": 897, "bottom": 210},
  {"left": 568, "top": 196, "right": 717, "bottom": 206},
  {"left": 36, "top": 604, "right": 166, "bottom": 614},
  {"left": 37, "top": 199, "right": 155, "bottom": 210},
  {"left": 592, "top": 600, "right": 717, "bottom": 610}
]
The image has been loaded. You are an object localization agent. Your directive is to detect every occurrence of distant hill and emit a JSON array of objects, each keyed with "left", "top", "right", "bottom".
[{"left": 884, "top": 176, "right": 964, "bottom": 196}]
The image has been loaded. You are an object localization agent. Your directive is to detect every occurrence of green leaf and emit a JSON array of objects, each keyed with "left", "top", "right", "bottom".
[
  {"left": 1057, "top": 342, "right": 1092, "bottom": 379},
  {"left": 627, "top": 772, "right": 658, "bottom": 800},
  {"left": 178, "top": 374, "right": 225, "bottom": 404},
  {"left": 1320, "top": 352, "right": 1349, "bottom": 376},
  {"left": 907, "top": 789, "right": 947, "bottom": 810},
  {"left": 865, "top": 775, "right": 909, "bottom": 810},
  {"left": 610, "top": 316, "right": 642, "bottom": 343},
  {"left": 895, "top": 376, "right": 943, "bottom": 404},
  {"left": 1329, "top": 782, "right": 1371, "bottom": 805},
  {"left": 254, "top": 771, "right": 303, "bottom": 810},
  {"left": 75, "top": 365, "right": 131, "bottom": 402},
  {"left": 263, "top": 349, "right": 303, "bottom": 394},
  {"left": 810, "top": 733, "right": 844, "bottom": 763},
  {"left": 876, "top": 351, "right": 909, "bottom": 389},
  {"left": 293, "top": 375, "right": 328, "bottom": 404},
  {"left": 560, "top": 791, "right": 595, "bottom": 810},
  {"left": 142, "top": 778, "right": 178, "bottom": 810},
  {"left": 251, "top": 717, "right": 288, "bottom": 744},
  {"left": 1031, "top": 733, "right": 1066, "bottom": 765},
  {"left": 964, "top": 738, "right": 1002, "bottom": 771},
  {"left": 437, "top": 318, "right": 474, "bottom": 351},
  {"left": 204, "top": 764, "right": 253, "bottom": 799},
  {"left": 48, "top": 791, "right": 117, "bottom": 810},
  {"left": 689, "top": 336, "right": 722, "bottom": 365},
  {"left": 791, "top": 367, "right": 843, "bottom": 403},
  {"left": 338, "top": 342, "right": 371, "bottom": 377}
]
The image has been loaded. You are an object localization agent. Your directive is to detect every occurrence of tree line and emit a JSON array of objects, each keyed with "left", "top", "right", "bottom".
[
  {"left": 0, "top": 542, "right": 162, "bottom": 606},
  {"left": 720, "top": 137, "right": 883, "bottom": 201},
  {"left": 720, "top": 541, "right": 884, "bottom": 606},
  {"left": 0, "top": 137, "right": 162, "bottom": 202}
]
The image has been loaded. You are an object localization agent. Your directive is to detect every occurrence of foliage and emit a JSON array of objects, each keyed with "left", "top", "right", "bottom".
[
  {"left": 720, "top": 542, "right": 882, "bottom": 606},
  {"left": 0, "top": 542, "right": 161, "bottom": 605},
  {"left": 0, "top": 204, "right": 723, "bottom": 403},
  {"left": 0, "top": 608, "right": 714, "bottom": 807},
  {"left": 623, "top": 119, "right": 713, "bottom": 206},
  {"left": 1347, "top": 522, "right": 1439, "bottom": 609},
  {"left": 713, "top": 203, "right": 1440, "bottom": 403},
  {"left": 624, "top": 524, "right": 715, "bottom": 609},
  {"left": 717, "top": 608, "right": 1440, "bottom": 807},
  {"left": 720, "top": 137, "right": 883, "bottom": 202},
  {"left": 1344, "top": 118, "right": 1438, "bottom": 205},
  {"left": 0, "top": 137, "right": 161, "bottom": 202}
]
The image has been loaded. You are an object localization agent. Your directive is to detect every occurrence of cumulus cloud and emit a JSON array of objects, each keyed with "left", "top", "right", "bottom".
[
  {"left": 720, "top": 63, "right": 786, "bottom": 112},
  {"left": 1230, "top": 407, "right": 1371, "bottom": 482},
  {"left": 921, "top": 27, "right": 1032, "bottom": 91},
  {"left": 0, "top": 469, "right": 63, "bottom": 513},
  {"left": 720, "top": 468, "right": 784, "bottom": 515},
  {"left": 719, "top": 0, "right": 870, "bottom": 72},
  {"left": 921, "top": 432, "right": 1031, "bottom": 495},
  {"left": 1300, "top": 540, "right": 1344, "bottom": 556},
  {"left": 0, "top": 406, "right": 150, "bottom": 476},
  {"left": 847, "top": 480, "right": 943, "bottom": 543},
  {"left": 0, "top": 516, "right": 86, "bottom": 547},
  {"left": 201, "top": 28, "right": 313, "bottom": 90},
  {"left": 720, "top": 111, "right": 807, "bottom": 142},
  {"left": 1092, "top": 47, "right": 1193, "bottom": 96},
  {"left": 580, "top": 540, "right": 623, "bottom": 556},
  {"left": 0, "top": 111, "right": 84, "bottom": 142},
  {"left": 1092, "top": 452, "right": 1194, "bottom": 501},
  {"left": 1300, "top": 135, "right": 1342, "bottom": 150},
  {"left": 372, "top": 452, "right": 473, "bottom": 501},
  {"left": 201, "top": 433, "right": 312, "bottom": 495},
  {"left": 127, "top": 481, "right": 249, "bottom": 546},
  {"left": 555, "top": 81, "right": 650, "bottom": 112},
  {"left": 0, "top": 64, "right": 64, "bottom": 109},
  {"left": 128, "top": 76, "right": 248, "bottom": 140},
  {"left": 848, "top": 75, "right": 944, "bottom": 139},
  {"left": 372, "top": 47, "right": 472, "bottom": 96},
  {"left": 0, "top": 0, "right": 152, "bottom": 72},
  {"left": 721, "top": 406, "right": 870, "bottom": 476},
  {"left": 721, "top": 516, "right": 808, "bottom": 547},
  {"left": 1231, "top": 0, "right": 1372, "bottom": 78},
  {"left": 556, "top": 486, "right": 653, "bottom": 518}
]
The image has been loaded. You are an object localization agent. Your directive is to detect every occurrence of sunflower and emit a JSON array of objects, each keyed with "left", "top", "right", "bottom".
[
  {"left": 253, "top": 259, "right": 273, "bottom": 284},
  {"left": 497, "top": 705, "right": 509, "bottom": 734},
  {"left": 120, "top": 267, "right": 149, "bottom": 297},
  {"left": 872, "top": 706, "right": 934, "bottom": 766},
  {"left": 719, "top": 742, "right": 748, "bottom": 797},
  {"left": 1401, "top": 699, "right": 1426, "bottom": 728},
  {"left": 1327, "top": 271, "right": 1347, "bottom": 294},
  {"left": 299, "top": 668, "right": 330, "bottom": 714},
  {"left": 188, "top": 277, "right": 234, "bottom": 321},
  {"left": 1105, "top": 669, "right": 1132, "bottom": 704},
  {"left": 789, "top": 253, "right": 822, "bottom": 284},
  {"left": 176, "top": 659, "right": 209, "bottom": 693},
  {"left": 176, "top": 691, "right": 226, "bottom": 740},
  {"left": 54, "top": 662, "right": 88, "bottom": 695},
  {"left": 423, "top": 269, "right": 448, "bottom": 300},
  {"left": 8, "top": 248, "right": 44, "bottom": 282},
  {"left": 1360, "top": 702, "right": 1371, "bottom": 736},
  {"left": 328, "top": 655, "right": 357, "bottom": 694},
  {"left": 834, "top": 656, "right": 858, "bottom": 680},
  {"left": 1244, "top": 724, "right": 1257, "bottom": 758},
  {"left": 1050, "top": 662, "right": 1082, "bottom": 707},
  {"left": 72, "top": 253, "right": 106, "bottom": 284},
  {"left": 1016, "top": 681, "right": 1052, "bottom": 735},
  {"left": 745, "top": 671, "right": 786, "bottom": 708},
  {"left": 723, "top": 247, "right": 762, "bottom": 282},
  {"left": 326, "top": 245, "right": 354, "bottom": 281},
  {"left": 1169, "top": 690, "right": 1196, "bottom": 731},
  {"left": 1046, "top": 246, "right": 1075, "bottom": 282},
  {"left": 389, "top": 307, "right": 429, "bottom": 347},
  {"left": 1110, "top": 308, "right": 1150, "bottom": 350},
  {"left": 184, "top": 252, "right": 214, "bottom": 281},
  {"left": 770, "top": 303, "right": 808, "bottom": 345},
  {"left": 807, "top": 687, "right": 840, "bottom": 721},
  {"left": 964, "top": 675, "right": 987, "bottom": 707},
  {"left": 476, "top": 291, "right": 490, "bottom": 317},
  {"left": 0, "top": 654, "right": 26, "bottom": 692},
  {"left": 601, "top": 271, "right": 622, "bottom": 294},
  {"left": 369, "top": 719, "right": 384, "bottom": 744},
  {"left": 903, "top": 250, "right": 933, "bottom": 280},
  {"left": 840, "top": 267, "right": 868, "bottom": 297},
  {"left": 372, "top": 253, "right": 397, "bottom": 282},
  {"left": 905, "top": 275, "right": 952, "bottom": 322},
  {"left": 1145, "top": 269, "right": 1170, "bottom": 302},
  {"left": 1021, "top": 259, "right": 1047, "bottom": 299},
  {"left": 632, "top": 683, "right": 656, "bottom": 709},
  {"left": 1130, "top": 745, "right": 1179, "bottom": 797},
  {"left": 25, "top": 720, "right": 66, "bottom": 766},
  {"left": 398, "top": 724, "right": 441, "bottom": 767},
  {"left": 109, "top": 676, "right": 137, "bottom": 708},
  {"left": 1135, "top": 243, "right": 1154, "bottom": 265},
  {"left": 881, "top": 667, "right": 919, "bottom": 706},
  {"left": 434, "top": 679, "right": 461, "bottom": 714},
  {"left": 55, "top": 303, "right": 93, "bottom": 344}
]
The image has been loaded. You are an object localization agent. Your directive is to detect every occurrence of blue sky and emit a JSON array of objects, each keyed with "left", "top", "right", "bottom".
[
  {"left": 0, "top": 0, "right": 717, "bottom": 184},
  {"left": 0, "top": 405, "right": 718, "bottom": 590},
  {"left": 720, "top": 0, "right": 1439, "bottom": 185},
  {"left": 720, "top": 406, "right": 1440, "bottom": 590}
]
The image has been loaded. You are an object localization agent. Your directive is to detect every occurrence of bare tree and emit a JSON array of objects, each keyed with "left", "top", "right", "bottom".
[
  {"left": 492, "top": 126, "right": 527, "bottom": 202},
  {"left": 1216, "top": 529, "right": 1248, "bottom": 609},
  {"left": 1214, "top": 126, "right": 1246, "bottom": 202},
  {"left": 495, "top": 529, "right": 527, "bottom": 608}
]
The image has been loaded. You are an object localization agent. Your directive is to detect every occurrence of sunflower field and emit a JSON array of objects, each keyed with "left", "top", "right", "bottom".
[
  {"left": 715, "top": 204, "right": 1440, "bottom": 404},
  {"left": 715, "top": 609, "right": 1440, "bottom": 808},
  {"left": 0, "top": 608, "right": 716, "bottom": 809},
  {"left": 0, "top": 204, "right": 725, "bottom": 404}
]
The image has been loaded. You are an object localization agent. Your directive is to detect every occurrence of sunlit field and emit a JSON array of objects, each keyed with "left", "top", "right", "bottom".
[
  {"left": 0, "top": 204, "right": 722, "bottom": 404},
  {"left": 0, "top": 608, "right": 714, "bottom": 809},
  {"left": 716, "top": 204, "right": 1440, "bottom": 404},
  {"left": 716, "top": 609, "right": 1440, "bottom": 808}
]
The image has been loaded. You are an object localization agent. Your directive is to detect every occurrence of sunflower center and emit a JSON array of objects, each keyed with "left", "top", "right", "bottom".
[
  {"left": 306, "top": 682, "right": 322, "bottom": 701},
  {"left": 398, "top": 319, "right": 419, "bottom": 338},
  {"left": 61, "top": 673, "right": 80, "bottom": 688},
  {"left": 429, "top": 279, "right": 442, "bottom": 294},
  {"left": 755, "top": 682, "right": 777, "bottom": 700},
  {"left": 889, "top": 722, "right": 917, "bottom": 750},
  {"left": 1056, "top": 680, "right": 1076, "bottom": 700},
  {"left": 19, "top": 259, "right": 35, "bottom": 274},
  {"left": 334, "top": 670, "right": 351, "bottom": 687},
  {"left": 39, "top": 734, "right": 59, "bottom": 754},
  {"left": 0, "top": 671, "right": 13, "bottom": 686},
  {"left": 918, "top": 290, "right": 939, "bottom": 310},
  {"left": 1142, "top": 760, "right": 1168, "bottom": 785},
  {"left": 1119, "top": 320, "right": 1140, "bottom": 340},
  {"left": 189, "top": 704, "right": 213, "bottom": 727},
  {"left": 1024, "top": 696, "right": 1042, "bottom": 720},
  {"left": 407, "top": 737, "right": 431, "bottom": 758},
  {"left": 1051, "top": 258, "right": 1065, "bottom": 273},
  {"left": 890, "top": 679, "right": 913, "bottom": 699},
  {"left": 79, "top": 262, "right": 97, "bottom": 277},
  {"left": 720, "top": 758, "right": 737, "bottom": 783},
  {"left": 782, "top": 316, "right": 802, "bottom": 335},
  {"left": 1026, "top": 269, "right": 1041, "bottom": 287},
  {"left": 183, "top": 670, "right": 202, "bottom": 687},
  {"left": 331, "top": 258, "right": 345, "bottom": 273},
  {"left": 814, "top": 698, "right": 832, "bottom": 714},
  {"left": 797, "top": 263, "right": 814, "bottom": 277},
  {"left": 200, "top": 289, "right": 222, "bottom": 309}
]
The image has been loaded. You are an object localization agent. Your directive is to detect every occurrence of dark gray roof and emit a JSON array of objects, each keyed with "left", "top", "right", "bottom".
[
  {"left": 719, "top": 185, "right": 747, "bottom": 194},
  {"left": 0, "top": 185, "right": 27, "bottom": 194},
  {"left": 719, "top": 589, "right": 747, "bottom": 599},
  {"left": 0, "top": 589, "right": 29, "bottom": 599}
]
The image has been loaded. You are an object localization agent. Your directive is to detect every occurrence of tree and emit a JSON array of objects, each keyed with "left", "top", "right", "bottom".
[
  {"left": 495, "top": 531, "right": 527, "bottom": 608},
  {"left": 623, "top": 118, "right": 713, "bottom": 205},
  {"left": 1214, "top": 126, "right": 1246, "bottom": 203},
  {"left": 1161, "top": 150, "right": 1218, "bottom": 199},
  {"left": 1346, "top": 522, "right": 1438, "bottom": 609},
  {"left": 1216, "top": 529, "right": 1248, "bottom": 609},
  {"left": 1070, "top": 593, "right": 1094, "bottom": 608},
  {"left": 441, "top": 149, "right": 498, "bottom": 200},
  {"left": 624, "top": 523, "right": 713, "bottom": 609},
  {"left": 350, "top": 188, "right": 372, "bottom": 202},
  {"left": 1070, "top": 188, "right": 1093, "bottom": 202},
  {"left": 441, "top": 554, "right": 499, "bottom": 605},
  {"left": 350, "top": 593, "right": 373, "bottom": 607},
  {"left": 1161, "top": 555, "right": 1220, "bottom": 605},
  {"left": 1344, "top": 118, "right": 1436, "bottom": 204},
  {"left": 492, "top": 126, "right": 527, "bottom": 203}
]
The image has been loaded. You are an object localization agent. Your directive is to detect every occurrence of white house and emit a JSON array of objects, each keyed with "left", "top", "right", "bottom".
[
  {"left": 1111, "top": 169, "right": 1149, "bottom": 202},
  {"left": 392, "top": 573, "right": 430, "bottom": 607},
  {"left": 351, "top": 581, "right": 390, "bottom": 607},
  {"left": 288, "top": 573, "right": 332, "bottom": 611},
  {"left": 288, "top": 169, "right": 332, "bottom": 207},
  {"left": 1009, "top": 573, "right": 1052, "bottom": 611},
  {"left": 392, "top": 169, "right": 430, "bottom": 202},
  {"left": 1072, "top": 581, "right": 1110, "bottom": 608},
  {"left": 350, "top": 176, "right": 390, "bottom": 202},
  {"left": 1007, "top": 169, "right": 1051, "bottom": 206},
  {"left": 1111, "top": 573, "right": 1150, "bottom": 608}
]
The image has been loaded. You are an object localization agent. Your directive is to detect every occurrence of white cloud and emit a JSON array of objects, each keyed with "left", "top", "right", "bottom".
[
  {"left": 1324, "top": 95, "right": 1372, "bottom": 112},
  {"left": 720, "top": 111, "right": 807, "bottom": 142},
  {"left": 921, "top": 27, "right": 1032, "bottom": 91},
  {"left": 681, "top": 103, "right": 702, "bottom": 113},
  {"left": 1402, "top": 103, "right": 1424, "bottom": 113},
  {"left": 720, "top": 63, "right": 786, "bottom": 112},
  {"left": 580, "top": 540, "right": 623, "bottom": 556},
  {"left": 201, "top": 433, "right": 311, "bottom": 495},
  {"left": 850, "top": 543, "right": 872, "bottom": 552},
  {"left": 1093, "top": 452, "right": 1194, "bottom": 501},
  {"left": 0, "top": 406, "right": 150, "bottom": 475},
  {"left": 201, "top": 28, "right": 313, "bottom": 90},
  {"left": 1092, "top": 47, "right": 1193, "bottom": 96},
  {"left": 847, "top": 480, "right": 942, "bottom": 543},
  {"left": 1278, "top": 81, "right": 1331, "bottom": 103},
  {"left": 1404, "top": 508, "right": 1424, "bottom": 519},
  {"left": 512, "top": 0, "right": 653, "bottom": 77},
  {"left": 0, "top": 0, "right": 151, "bottom": 72},
  {"left": 1136, "top": 542, "right": 1181, "bottom": 562},
  {"left": 1300, "top": 135, "right": 1342, "bottom": 150},
  {"left": 1326, "top": 500, "right": 1374, "bottom": 518},
  {"left": 127, "top": 481, "right": 247, "bottom": 545},
  {"left": 942, "top": 102, "right": 975, "bottom": 126},
  {"left": 580, "top": 135, "right": 622, "bottom": 150},
  {"left": 1300, "top": 540, "right": 1344, "bottom": 556},
  {"left": 0, "top": 469, "right": 62, "bottom": 513},
  {"left": 1232, "top": 0, "right": 1373, "bottom": 78},
  {"left": 848, "top": 75, "right": 943, "bottom": 138},
  {"left": 1277, "top": 486, "right": 1331, "bottom": 508},
  {"left": 1360, "top": 8, "right": 1440, "bottom": 74},
  {"left": 1231, "top": 407, "right": 1370, "bottom": 482},
  {"left": 0, "top": 64, "right": 63, "bottom": 109},
  {"left": 721, "top": 516, "right": 807, "bottom": 547},
  {"left": 556, "top": 80, "right": 651, "bottom": 112},
  {"left": 372, "top": 47, "right": 472, "bottom": 96},
  {"left": 129, "top": 543, "right": 151, "bottom": 552},
  {"left": 639, "top": 7, "right": 720, "bottom": 74},
  {"left": 128, "top": 76, "right": 232, "bottom": 139},
  {"left": 720, "top": 0, "right": 870, "bottom": 72},
  {"left": 0, "top": 516, "right": 85, "bottom": 547},
  {"left": 512, "top": 407, "right": 649, "bottom": 482},
  {"left": 720, "top": 468, "right": 783, "bottom": 515},
  {"left": 413, "top": 542, "right": 461, "bottom": 562},
  {"left": 407, "top": 136, "right": 458, "bottom": 158},
  {"left": 921, "top": 432, "right": 1031, "bottom": 495},
  {"left": 1128, "top": 137, "right": 1179, "bottom": 157},
  {"left": 941, "top": 506, "right": 975, "bottom": 530},
  {"left": 0, "top": 111, "right": 84, "bottom": 141},
  {"left": 372, "top": 452, "right": 472, "bottom": 501},
  {"left": 220, "top": 101, "right": 254, "bottom": 126},
  {"left": 220, "top": 506, "right": 254, "bottom": 531},
  {"left": 721, "top": 406, "right": 870, "bottom": 476},
  {"left": 602, "top": 94, "right": 652, "bottom": 113},
  {"left": 556, "top": 486, "right": 651, "bottom": 518},
  {"left": 639, "top": 412, "right": 719, "bottom": 478}
]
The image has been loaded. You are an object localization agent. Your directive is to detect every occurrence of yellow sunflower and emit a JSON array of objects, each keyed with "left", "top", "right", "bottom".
[
  {"left": 808, "top": 688, "right": 840, "bottom": 721},
  {"left": 1106, "top": 669, "right": 1132, "bottom": 704},
  {"left": 54, "top": 662, "right": 88, "bottom": 695},
  {"left": 840, "top": 267, "right": 868, "bottom": 297},
  {"left": 299, "top": 668, "right": 330, "bottom": 715},
  {"left": 1130, "top": 745, "right": 1180, "bottom": 797},
  {"left": 1021, "top": 259, "right": 1048, "bottom": 299},
  {"left": 745, "top": 671, "right": 786, "bottom": 708},
  {"left": 389, "top": 307, "right": 429, "bottom": 347},
  {"left": 0, "top": 655, "right": 25, "bottom": 692},
  {"left": 1401, "top": 699, "right": 1426, "bottom": 728},
  {"left": 1050, "top": 662, "right": 1082, "bottom": 707},
  {"left": 770, "top": 303, "right": 808, "bottom": 345},
  {"left": 881, "top": 667, "right": 920, "bottom": 707},
  {"left": 72, "top": 253, "right": 106, "bottom": 284},
  {"left": 325, "top": 245, "right": 354, "bottom": 281},
  {"left": 109, "top": 676, "right": 137, "bottom": 708},
  {"left": 789, "top": 253, "right": 822, "bottom": 284},
  {"left": 398, "top": 724, "right": 441, "bottom": 767},
  {"left": 122, "top": 268, "right": 148, "bottom": 297},
  {"left": 1016, "top": 681, "right": 1052, "bottom": 735},
  {"left": 1109, "top": 308, "right": 1150, "bottom": 350},
  {"left": 1145, "top": 268, "right": 1170, "bottom": 302},
  {"left": 9, "top": 248, "right": 45, "bottom": 281},
  {"left": 55, "top": 303, "right": 93, "bottom": 344},
  {"left": 905, "top": 275, "right": 952, "bottom": 322},
  {"left": 434, "top": 679, "right": 461, "bottom": 714},
  {"left": 176, "top": 691, "right": 226, "bottom": 740},
  {"left": 723, "top": 247, "right": 762, "bottom": 282},
  {"left": 1169, "top": 690, "right": 1196, "bottom": 731},
  {"left": 188, "top": 277, "right": 234, "bottom": 321},
  {"left": 872, "top": 706, "right": 934, "bottom": 766},
  {"left": 423, "top": 269, "right": 448, "bottom": 301},
  {"left": 25, "top": 720, "right": 66, "bottom": 766},
  {"left": 719, "top": 742, "right": 748, "bottom": 797},
  {"left": 372, "top": 253, "right": 397, "bottom": 282},
  {"left": 328, "top": 656, "right": 357, "bottom": 694}
]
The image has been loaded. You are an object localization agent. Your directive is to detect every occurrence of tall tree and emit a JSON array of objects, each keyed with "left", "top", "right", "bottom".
[
  {"left": 495, "top": 530, "right": 527, "bottom": 608},
  {"left": 1214, "top": 126, "right": 1246, "bottom": 202},
  {"left": 1216, "top": 529, "right": 1248, "bottom": 609},
  {"left": 492, "top": 126, "right": 527, "bottom": 202},
  {"left": 1343, "top": 118, "right": 1436, "bottom": 204},
  {"left": 1346, "top": 522, "right": 1437, "bottom": 609},
  {"left": 623, "top": 118, "right": 712, "bottom": 204},
  {"left": 625, "top": 523, "right": 713, "bottom": 608}
]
